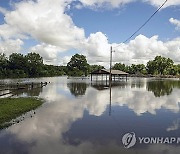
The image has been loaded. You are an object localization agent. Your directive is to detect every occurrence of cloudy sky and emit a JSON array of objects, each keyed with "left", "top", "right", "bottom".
[{"left": 0, "top": 0, "right": 179, "bottom": 66}]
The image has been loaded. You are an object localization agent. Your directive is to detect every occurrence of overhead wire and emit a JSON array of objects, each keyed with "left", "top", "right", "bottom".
[{"left": 113, "top": 0, "right": 168, "bottom": 49}]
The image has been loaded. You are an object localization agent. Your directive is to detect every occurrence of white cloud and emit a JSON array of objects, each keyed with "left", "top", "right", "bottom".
[
  {"left": 144, "top": 0, "right": 180, "bottom": 8},
  {"left": 62, "top": 56, "right": 71, "bottom": 65},
  {"left": 169, "top": 18, "right": 180, "bottom": 30},
  {"left": 30, "top": 43, "right": 67, "bottom": 65},
  {"left": 79, "top": 0, "right": 135, "bottom": 8},
  {"left": 167, "top": 118, "right": 180, "bottom": 131},
  {"left": 82, "top": 33, "right": 180, "bottom": 66},
  {"left": 0, "top": 0, "right": 86, "bottom": 62},
  {"left": 0, "top": 38, "right": 23, "bottom": 56},
  {"left": 0, "top": 6, "right": 8, "bottom": 14},
  {"left": 82, "top": 32, "right": 110, "bottom": 64},
  {"left": 78, "top": 0, "right": 180, "bottom": 8},
  {"left": 4, "top": 0, "right": 85, "bottom": 48},
  {"left": 0, "top": 24, "right": 25, "bottom": 40},
  {"left": 0, "top": 0, "right": 179, "bottom": 65}
]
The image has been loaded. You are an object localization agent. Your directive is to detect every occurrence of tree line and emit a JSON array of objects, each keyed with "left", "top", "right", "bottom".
[
  {"left": 0, "top": 52, "right": 65, "bottom": 78},
  {"left": 0, "top": 52, "right": 180, "bottom": 78},
  {"left": 0, "top": 52, "right": 104, "bottom": 78},
  {"left": 113, "top": 56, "right": 180, "bottom": 76},
  {"left": 66, "top": 54, "right": 180, "bottom": 76}
]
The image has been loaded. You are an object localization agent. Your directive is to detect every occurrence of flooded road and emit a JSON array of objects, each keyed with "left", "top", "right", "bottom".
[{"left": 0, "top": 77, "right": 180, "bottom": 154}]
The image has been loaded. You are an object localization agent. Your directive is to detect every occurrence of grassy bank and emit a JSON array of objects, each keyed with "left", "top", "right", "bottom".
[{"left": 0, "top": 97, "right": 43, "bottom": 129}]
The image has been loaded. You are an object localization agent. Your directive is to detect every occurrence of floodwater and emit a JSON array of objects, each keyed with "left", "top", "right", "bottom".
[{"left": 0, "top": 77, "right": 180, "bottom": 154}]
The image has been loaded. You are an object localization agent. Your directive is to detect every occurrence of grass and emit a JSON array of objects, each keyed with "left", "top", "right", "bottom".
[{"left": 0, "top": 97, "right": 43, "bottom": 129}]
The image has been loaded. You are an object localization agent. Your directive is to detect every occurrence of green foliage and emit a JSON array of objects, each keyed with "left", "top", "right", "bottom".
[
  {"left": 0, "top": 52, "right": 66, "bottom": 78},
  {"left": 112, "top": 63, "right": 126, "bottom": 71},
  {"left": 112, "top": 63, "right": 147, "bottom": 75},
  {"left": 129, "top": 64, "right": 146, "bottom": 74},
  {"left": 0, "top": 52, "right": 179, "bottom": 78},
  {"left": 168, "top": 65, "right": 179, "bottom": 75},
  {"left": 25, "top": 52, "right": 43, "bottom": 77},
  {"left": 0, "top": 53, "right": 8, "bottom": 68},
  {"left": 146, "top": 56, "right": 174, "bottom": 75},
  {"left": 90, "top": 65, "right": 105, "bottom": 72},
  {"left": 42, "top": 65, "right": 66, "bottom": 77},
  {"left": 178, "top": 64, "right": 180, "bottom": 74},
  {"left": 113, "top": 56, "right": 178, "bottom": 76},
  {"left": 0, "top": 97, "right": 43, "bottom": 129},
  {"left": 67, "top": 54, "right": 90, "bottom": 76}
]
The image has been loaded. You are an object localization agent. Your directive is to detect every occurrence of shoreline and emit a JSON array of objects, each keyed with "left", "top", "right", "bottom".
[
  {"left": 128, "top": 74, "right": 180, "bottom": 79},
  {"left": 0, "top": 97, "right": 43, "bottom": 129}
]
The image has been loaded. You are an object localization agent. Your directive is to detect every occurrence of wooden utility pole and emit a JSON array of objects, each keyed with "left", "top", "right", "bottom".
[
  {"left": 109, "top": 46, "right": 115, "bottom": 82},
  {"left": 109, "top": 46, "right": 113, "bottom": 82}
]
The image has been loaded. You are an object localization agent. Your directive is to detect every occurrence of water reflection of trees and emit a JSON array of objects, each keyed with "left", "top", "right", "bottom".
[
  {"left": 147, "top": 80, "right": 180, "bottom": 97},
  {"left": 131, "top": 80, "right": 145, "bottom": 89},
  {"left": 91, "top": 81, "right": 127, "bottom": 91},
  {"left": 67, "top": 82, "right": 88, "bottom": 97},
  {"left": 11, "top": 87, "right": 43, "bottom": 97}
]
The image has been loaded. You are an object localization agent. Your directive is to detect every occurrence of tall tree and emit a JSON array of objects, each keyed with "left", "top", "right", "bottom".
[
  {"left": 9, "top": 53, "right": 27, "bottom": 70},
  {"left": 25, "top": 52, "right": 43, "bottom": 77},
  {"left": 67, "top": 54, "right": 90, "bottom": 76},
  {"left": 146, "top": 56, "right": 174, "bottom": 75},
  {"left": 0, "top": 53, "right": 8, "bottom": 69}
]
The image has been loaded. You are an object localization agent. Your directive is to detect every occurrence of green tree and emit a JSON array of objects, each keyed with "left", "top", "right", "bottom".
[
  {"left": 9, "top": 53, "right": 27, "bottom": 70},
  {"left": 25, "top": 52, "right": 43, "bottom": 77},
  {"left": 67, "top": 54, "right": 90, "bottom": 76},
  {"left": 127, "top": 64, "right": 147, "bottom": 74},
  {"left": 177, "top": 64, "right": 180, "bottom": 74},
  {"left": 0, "top": 53, "right": 9, "bottom": 78},
  {"left": 146, "top": 56, "right": 174, "bottom": 75},
  {"left": 0, "top": 53, "right": 8, "bottom": 68},
  {"left": 147, "top": 60, "right": 156, "bottom": 75},
  {"left": 168, "top": 65, "right": 179, "bottom": 75},
  {"left": 8, "top": 53, "right": 28, "bottom": 77},
  {"left": 112, "top": 63, "right": 126, "bottom": 71},
  {"left": 90, "top": 65, "right": 105, "bottom": 72}
]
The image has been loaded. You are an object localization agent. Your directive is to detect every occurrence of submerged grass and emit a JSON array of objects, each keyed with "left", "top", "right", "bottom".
[{"left": 0, "top": 97, "right": 43, "bottom": 129}]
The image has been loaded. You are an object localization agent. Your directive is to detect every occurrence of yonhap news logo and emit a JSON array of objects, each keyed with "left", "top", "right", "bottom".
[
  {"left": 122, "top": 132, "right": 180, "bottom": 149},
  {"left": 122, "top": 132, "right": 136, "bottom": 148}
]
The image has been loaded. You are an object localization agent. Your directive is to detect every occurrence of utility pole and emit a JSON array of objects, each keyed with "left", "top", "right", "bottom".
[
  {"left": 109, "top": 46, "right": 113, "bottom": 82},
  {"left": 109, "top": 46, "right": 115, "bottom": 82},
  {"left": 109, "top": 46, "right": 112, "bottom": 116}
]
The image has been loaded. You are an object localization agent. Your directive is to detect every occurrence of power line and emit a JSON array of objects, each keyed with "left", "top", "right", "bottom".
[{"left": 114, "top": 0, "right": 168, "bottom": 48}]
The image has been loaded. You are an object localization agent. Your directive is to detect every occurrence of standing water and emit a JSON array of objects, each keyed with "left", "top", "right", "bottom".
[{"left": 0, "top": 77, "right": 179, "bottom": 154}]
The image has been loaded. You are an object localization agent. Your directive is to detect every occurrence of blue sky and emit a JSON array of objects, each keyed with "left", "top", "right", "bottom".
[
  {"left": 69, "top": 1, "right": 179, "bottom": 42},
  {"left": 0, "top": 0, "right": 179, "bottom": 66}
]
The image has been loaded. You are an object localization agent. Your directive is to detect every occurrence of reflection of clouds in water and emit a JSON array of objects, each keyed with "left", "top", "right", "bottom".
[
  {"left": 10, "top": 96, "right": 84, "bottom": 142},
  {"left": 7, "top": 80, "right": 180, "bottom": 142},
  {"left": 81, "top": 86, "right": 180, "bottom": 116},
  {"left": 112, "top": 88, "right": 180, "bottom": 115},
  {"left": 142, "top": 144, "right": 180, "bottom": 154},
  {"left": 40, "top": 79, "right": 180, "bottom": 117},
  {"left": 2, "top": 78, "right": 180, "bottom": 154},
  {"left": 31, "top": 142, "right": 180, "bottom": 154},
  {"left": 83, "top": 88, "right": 109, "bottom": 116},
  {"left": 167, "top": 118, "right": 180, "bottom": 132}
]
